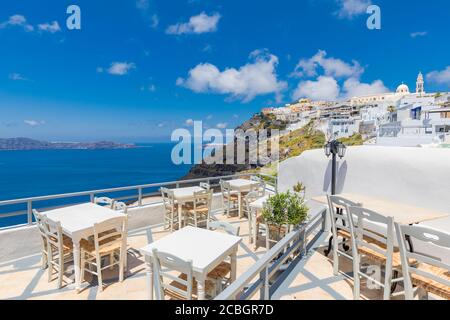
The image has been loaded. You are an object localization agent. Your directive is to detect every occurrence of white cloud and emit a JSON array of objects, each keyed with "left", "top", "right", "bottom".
[
  {"left": 0, "top": 14, "right": 34, "bottom": 32},
  {"left": 427, "top": 67, "right": 450, "bottom": 86},
  {"left": 335, "top": 0, "right": 372, "bottom": 19},
  {"left": 9, "top": 73, "right": 28, "bottom": 81},
  {"left": 293, "top": 76, "right": 340, "bottom": 101},
  {"left": 24, "top": 120, "right": 45, "bottom": 127},
  {"left": 157, "top": 122, "right": 165, "bottom": 128},
  {"left": 141, "top": 84, "right": 156, "bottom": 92},
  {"left": 292, "top": 50, "right": 364, "bottom": 79},
  {"left": 216, "top": 123, "right": 227, "bottom": 129},
  {"left": 185, "top": 119, "right": 194, "bottom": 126},
  {"left": 342, "top": 77, "right": 388, "bottom": 98},
  {"left": 38, "top": 21, "right": 61, "bottom": 33},
  {"left": 136, "top": 0, "right": 150, "bottom": 11},
  {"left": 166, "top": 12, "right": 221, "bottom": 35},
  {"left": 206, "top": 114, "right": 213, "bottom": 120},
  {"left": 107, "top": 62, "right": 136, "bottom": 76},
  {"left": 410, "top": 31, "right": 427, "bottom": 38},
  {"left": 177, "top": 50, "right": 287, "bottom": 102},
  {"left": 151, "top": 14, "right": 159, "bottom": 28}
]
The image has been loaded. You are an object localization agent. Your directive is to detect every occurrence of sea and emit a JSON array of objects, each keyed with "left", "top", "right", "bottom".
[{"left": 0, "top": 143, "right": 192, "bottom": 228}]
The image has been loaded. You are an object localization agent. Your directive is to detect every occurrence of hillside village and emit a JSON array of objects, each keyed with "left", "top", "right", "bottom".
[{"left": 184, "top": 72, "right": 450, "bottom": 179}]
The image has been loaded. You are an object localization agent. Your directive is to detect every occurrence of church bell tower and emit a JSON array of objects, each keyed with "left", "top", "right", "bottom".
[{"left": 416, "top": 72, "right": 425, "bottom": 96}]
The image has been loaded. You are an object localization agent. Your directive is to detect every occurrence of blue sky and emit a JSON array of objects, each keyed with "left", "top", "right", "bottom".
[{"left": 0, "top": 0, "right": 449, "bottom": 142}]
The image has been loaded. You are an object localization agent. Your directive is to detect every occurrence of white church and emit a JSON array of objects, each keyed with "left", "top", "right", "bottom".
[{"left": 350, "top": 72, "right": 428, "bottom": 107}]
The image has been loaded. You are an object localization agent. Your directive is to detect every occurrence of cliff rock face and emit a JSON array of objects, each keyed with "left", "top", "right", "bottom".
[
  {"left": 182, "top": 113, "right": 288, "bottom": 179},
  {"left": 0, "top": 138, "right": 135, "bottom": 150}
]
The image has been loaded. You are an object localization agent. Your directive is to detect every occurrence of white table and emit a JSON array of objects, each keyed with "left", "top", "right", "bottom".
[
  {"left": 171, "top": 186, "right": 204, "bottom": 229},
  {"left": 140, "top": 226, "right": 241, "bottom": 300},
  {"left": 228, "top": 179, "right": 260, "bottom": 217},
  {"left": 42, "top": 203, "right": 126, "bottom": 292}
]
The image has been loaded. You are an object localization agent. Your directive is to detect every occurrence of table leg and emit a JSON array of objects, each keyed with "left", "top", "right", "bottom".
[
  {"left": 230, "top": 251, "right": 237, "bottom": 282},
  {"left": 238, "top": 192, "right": 242, "bottom": 218},
  {"left": 145, "top": 257, "right": 154, "bottom": 300},
  {"left": 251, "top": 208, "right": 257, "bottom": 244},
  {"left": 197, "top": 274, "right": 206, "bottom": 300},
  {"left": 73, "top": 241, "right": 81, "bottom": 293},
  {"left": 178, "top": 204, "right": 182, "bottom": 230}
]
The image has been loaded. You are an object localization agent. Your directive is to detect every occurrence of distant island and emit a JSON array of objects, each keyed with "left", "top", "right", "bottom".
[{"left": 0, "top": 137, "right": 136, "bottom": 150}]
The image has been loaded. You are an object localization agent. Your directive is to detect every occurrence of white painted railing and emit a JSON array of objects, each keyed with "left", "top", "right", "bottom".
[
  {"left": 215, "top": 208, "right": 327, "bottom": 300},
  {"left": 0, "top": 173, "right": 276, "bottom": 229}
]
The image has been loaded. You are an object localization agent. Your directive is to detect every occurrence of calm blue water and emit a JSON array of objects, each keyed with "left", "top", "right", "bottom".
[{"left": 0, "top": 144, "right": 191, "bottom": 227}]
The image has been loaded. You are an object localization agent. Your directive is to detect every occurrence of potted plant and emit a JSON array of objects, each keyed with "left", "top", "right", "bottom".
[
  {"left": 262, "top": 191, "right": 309, "bottom": 242},
  {"left": 293, "top": 182, "right": 306, "bottom": 198}
]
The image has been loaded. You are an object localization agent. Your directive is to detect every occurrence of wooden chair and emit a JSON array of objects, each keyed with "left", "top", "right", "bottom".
[
  {"left": 94, "top": 196, "right": 114, "bottom": 209},
  {"left": 207, "top": 221, "right": 240, "bottom": 294},
  {"left": 243, "top": 191, "right": 260, "bottom": 243},
  {"left": 80, "top": 216, "right": 127, "bottom": 291},
  {"left": 185, "top": 189, "right": 212, "bottom": 228},
  {"left": 160, "top": 187, "right": 179, "bottom": 231},
  {"left": 220, "top": 180, "right": 239, "bottom": 217},
  {"left": 151, "top": 248, "right": 215, "bottom": 300},
  {"left": 326, "top": 195, "right": 360, "bottom": 275},
  {"left": 347, "top": 206, "right": 403, "bottom": 300},
  {"left": 395, "top": 223, "right": 450, "bottom": 300},
  {"left": 113, "top": 201, "right": 127, "bottom": 214},
  {"left": 42, "top": 216, "right": 74, "bottom": 288},
  {"left": 33, "top": 209, "right": 49, "bottom": 269},
  {"left": 200, "top": 182, "right": 210, "bottom": 190}
]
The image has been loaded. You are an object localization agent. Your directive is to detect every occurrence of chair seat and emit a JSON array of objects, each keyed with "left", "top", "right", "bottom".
[
  {"left": 186, "top": 207, "right": 209, "bottom": 215},
  {"left": 49, "top": 235, "right": 73, "bottom": 252},
  {"left": 80, "top": 236, "right": 122, "bottom": 255},
  {"left": 167, "top": 274, "right": 216, "bottom": 300},
  {"left": 411, "top": 264, "right": 450, "bottom": 299},
  {"left": 208, "top": 262, "right": 231, "bottom": 279}
]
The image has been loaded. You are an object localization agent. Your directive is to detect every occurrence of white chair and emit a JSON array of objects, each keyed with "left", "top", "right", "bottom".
[
  {"left": 113, "top": 201, "right": 127, "bottom": 214},
  {"left": 151, "top": 248, "right": 215, "bottom": 300},
  {"left": 42, "top": 216, "right": 74, "bottom": 288},
  {"left": 207, "top": 221, "right": 240, "bottom": 295},
  {"left": 347, "top": 206, "right": 403, "bottom": 300},
  {"left": 200, "top": 182, "right": 210, "bottom": 190},
  {"left": 94, "top": 196, "right": 114, "bottom": 208},
  {"left": 185, "top": 189, "right": 212, "bottom": 228},
  {"left": 80, "top": 216, "right": 127, "bottom": 291},
  {"left": 220, "top": 180, "right": 239, "bottom": 217},
  {"left": 160, "top": 187, "right": 179, "bottom": 232},
  {"left": 395, "top": 223, "right": 450, "bottom": 300},
  {"left": 33, "top": 209, "right": 49, "bottom": 269},
  {"left": 243, "top": 191, "right": 260, "bottom": 243},
  {"left": 326, "top": 195, "right": 360, "bottom": 275}
]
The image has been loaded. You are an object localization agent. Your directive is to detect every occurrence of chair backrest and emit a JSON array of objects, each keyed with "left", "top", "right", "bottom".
[
  {"left": 220, "top": 180, "right": 233, "bottom": 198},
  {"left": 193, "top": 189, "right": 212, "bottom": 212},
  {"left": 32, "top": 209, "right": 46, "bottom": 237},
  {"left": 42, "top": 216, "right": 64, "bottom": 249},
  {"left": 395, "top": 223, "right": 450, "bottom": 299},
  {"left": 93, "top": 216, "right": 127, "bottom": 254},
  {"left": 347, "top": 206, "right": 395, "bottom": 261},
  {"left": 160, "top": 187, "right": 176, "bottom": 214},
  {"left": 327, "top": 195, "right": 360, "bottom": 234},
  {"left": 94, "top": 196, "right": 114, "bottom": 208},
  {"left": 208, "top": 220, "right": 240, "bottom": 236},
  {"left": 250, "top": 181, "right": 266, "bottom": 197},
  {"left": 113, "top": 201, "right": 128, "bottom": 214},
  {"left": 152, "top": 248, "right": 193, "bottom": 300},
  {"left": 243, "top": 191, "right": 260, "bottom": 215},
  {"left": 200, "top": 182, "right": 210, "bottom": 190}
]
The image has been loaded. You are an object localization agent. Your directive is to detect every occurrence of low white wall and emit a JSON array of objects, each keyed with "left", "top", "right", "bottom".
[
  {"left": 278, "top": 146, "right": 450, "bottom": 262},
  {"left": 278, "top": 146, "right": 450, "bottom": 213}
]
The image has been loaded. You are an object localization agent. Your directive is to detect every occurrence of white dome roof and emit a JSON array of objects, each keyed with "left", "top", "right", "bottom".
[{"left": 396, "top": 83, "right": 410, "bottom": 94}]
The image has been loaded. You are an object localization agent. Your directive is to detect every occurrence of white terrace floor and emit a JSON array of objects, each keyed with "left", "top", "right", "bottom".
[{"left": 0, "top": 213, "right": 404, "bottom": 300}]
